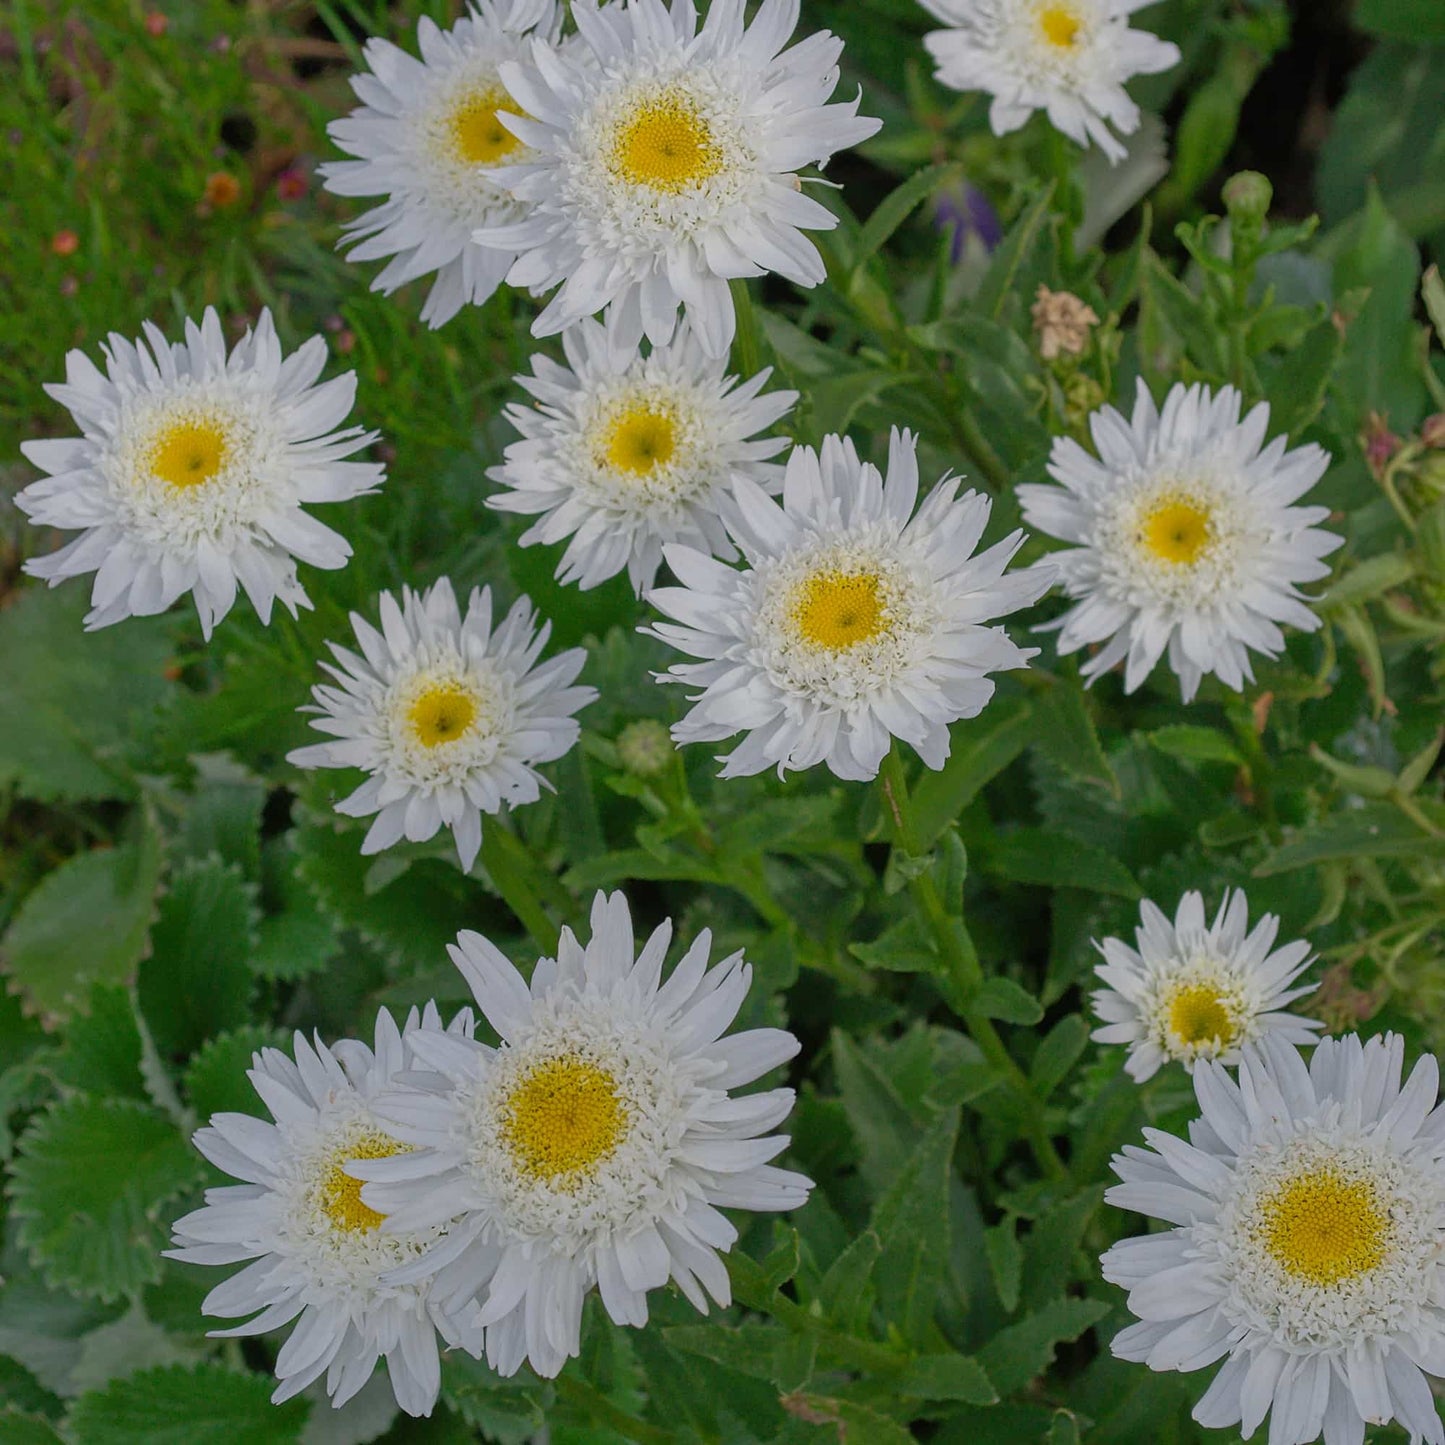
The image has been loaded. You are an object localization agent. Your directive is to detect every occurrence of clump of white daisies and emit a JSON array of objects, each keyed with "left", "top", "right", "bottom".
[
  {"left": 474, "top": 0, "right": 882, "bottom": 357},
  {"left": 488, "top": 315, "right": 797, "bottom": 593},
  {"left": 1090, "top": 888, "right": 1323, "bottom": 1082},
  {"left": 917, "top": 0, "right": 1180, "bottom": 163},
  {"left": 16, "top": 308, "right": 382, "bottom": 638},
  {"left": 288, "top": 577, "right": 596, "bottom": 871},
  {"left": 646, "top": 427, "right": 1052, "bottom": 780},
  {"left": 1018, "top": 380, "right": 1343, "bottom": 702},
  {"left": 172, "top": 892, "right": 810, "bottom": 1406},
  {"left": 1103, "top": 1033, "right": 1445, "bottom": 1445},
  {"left": 322, "top": 0, "right": 563, "bottom": 328}
]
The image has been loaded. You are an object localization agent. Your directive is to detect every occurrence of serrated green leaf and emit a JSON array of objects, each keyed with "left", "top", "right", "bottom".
[
  {"left": 0, "top": 1411, "right": 67, "bottom": 1444},
  {"left": 831, "top": 1030, "right": 921, "bottom": 1195},
  {"left": 983, "top": 829, "right": 1143, "bottom": 899},
  {"left": 138, "top": 858, "right": 257, "bottom": 1061},
  {"left": 0, "top": 586, "right": 176, "bottom": 804},
  {"left": 976, "top": 1297, "right": 1110, "bottom": 1396},
  {"left": 182, "top": 1026, "right": 290, "bottom": 1120},
  {"left": 871, "top": 1106, "right": 959, "bottom": 1347},
  {"left": 52, "top": 986, "right": 146, "bottom": 1103},
  {"left": 912, "top": 698, "right": 1036, "bottom": 850},
  {"left": 1019, "top": 1190, "right": 1104, "bottom": 1313},
  {"left": 170, "top": 754, "right": 266, "bottom": 883},
  {"left": 1046, "top": 1409, "right": 1083, "bottom": 1445},
  {"left": 1320, "top": 552, "right": 1416, "bottom": 608},
  {"left": 0, "top": 1356, "right": 61, "bottom": 1418},
  {"left": 854, "top": 162, "right": 962, "bottom": 269},
  {"left": 9, "top": 1098, "right": 202, "bottom": 1302},
  {"left": 897, "top": 1353, "right": 997, "bottom": 1404},
  {"left": 1147, "top": 726, "right": 1244, "bottom": 767},
  {"left": 293, "top": 814, "right": 498, "bottom": 971},
  {"left": 1266, "top": 315, "right": 1345, "bottom": 435},
  {"left": 781, "top": 1395, "right": 913, "bottom": 1445},
  {"left": 1030, "top": 678, "right": 1117, "bottom": 795},
  {"left": 252, "top": 836, "right": 341, "bottom": 983},
  {"left": 661, "top": 1322, "right": 787, "bottom": 1382},
  {"left": 2, "top": 809, "right": 164, "bottom": 1022},
  {"left": 976, "top": 184, "right": 1057, "bottom": 320},
  {"left": 65, "top": 1363, "right": 308, "bottom": 1445},
  {"left": 816, "top": 1229, "right": 881, "bottom": 1334},
  {"left": 1255, "top": 803, "right": 1445, "bottom": 874},
  {"left": 848, "top": 915, "right": 940, "bottom": 974}
]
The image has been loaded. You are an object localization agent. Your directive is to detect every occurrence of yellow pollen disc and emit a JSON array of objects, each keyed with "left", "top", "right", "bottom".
[
  {"left": 500, "top": 1056, "right": 628, "bottom": 1184},
  {"left": 1038, "top": 5, "right": 1083, "bottom": 47},
  {"left": 149, "top": 418, "right": 229, "bottom": 490},
  {"left": 1260, "top": 1168, "right": 1389, "bottom": 1287},
  {"left": 1140, "top": 498, "right": 1213, "bottom": 565},
  {"left": 1166, "top": 984, "right": 1235, "bottom": 1047},
  {"left": 408, "top": 683, "right": 478, "bottom": 748},
  {"left": 793, "top": 571, "right": 888, "bottom": 651},
  {"left": 603, "top": 405, "right": 678, "bottom": 475},
  {"left": 317, "top": 1132, "right": 410, "bottom": 1234},
  {"left": 612, "top": 95, "right": 722, "bottom": 193},
  {"left": 448, "top": 88, "right": 525, "bottom": 164}
]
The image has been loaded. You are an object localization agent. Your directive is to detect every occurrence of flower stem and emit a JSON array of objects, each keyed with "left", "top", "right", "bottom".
[
  {"left": 879, "top": 746, "right": 1068, "bottom": 1182},
  {"left": 480, "top": 824, "right": 563, "bottom": 955},
  {"left": 553, "top": 1371, "right": 675, "bottom": 1445}
]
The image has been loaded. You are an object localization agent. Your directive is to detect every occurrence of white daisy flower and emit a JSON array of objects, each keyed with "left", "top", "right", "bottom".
[
  {"left": 1017, "top": 380, "right": 1344, "bottom": 703},
  {"left": 286, "top": 577, "right": 595, "bottom": 871},
  {"left": 167, "top": 1006, "right": 480, "bottom": 1416},
  {"left": 474, "top": 0, "right": 882, "bottom": 358},
  {"left": 487, "top": 315, "right": 797, "bottom": 593},
  {"left": 917, "top": 0, "right": 1180, "bottom": 164},
  {"left": 645, "top": 427, "right": 1052, "bottom": 781},
  {"left": 1102, "top": 1033, "right": 1445, "bottom": 1445},
  {"left": 355, "top": 890, "right": 812, "bottom": 1379},
  {"left": 16, "top": 308, "right": 382, "bottom": 639},
  {"left": 1090, "top": 888, "right": 1323, "bottom": 1083},
  {"left": 321, "top": 0, "right": 562, "bottom": 329}
]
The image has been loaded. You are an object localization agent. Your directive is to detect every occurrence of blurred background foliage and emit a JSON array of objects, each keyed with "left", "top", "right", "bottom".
[{"left": 1, "top": 0, "right": 1445, "bottom": 1442}]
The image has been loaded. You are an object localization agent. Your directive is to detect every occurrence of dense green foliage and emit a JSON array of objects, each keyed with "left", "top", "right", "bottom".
[{"left": 2, "top": 0, "right": 1445, "bottom": 1442}]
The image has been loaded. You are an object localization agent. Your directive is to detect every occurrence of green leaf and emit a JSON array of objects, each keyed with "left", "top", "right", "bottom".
[
  {"left": 983, "top": 829, "right": 1143, "bottom": 898},
  {"left": 984, "top": 1219, "right": 1022, "bottom": 1314},
  {"left": 976, "top": 184, "right": 1057, "bottom": 320},
  {"left": 976, "top": 1297, "right": 1110, "bottom": 1396},
  {"left": 1320, "top": 551, "right": 1416, "bottom": 608},
  {"left": 252, "top": 836, "right": 341, "bottom": 982},
  {"left": 1030, "top": 678, "right": 1117, "bottom": 795},
  {"left": 1331, "top": 186, "right": 1426, "bottom": 429},
  {"left": 816, "top": 1229, "right": 882, "bottom": 1334},
  {"left": 973, "top": 977, "right": 1044, "bottom": 1026},
  {"left": 912, "top": 698, "right": 1036, "bottom": 850},
  {"left": 2, "top": 808, "right": 164, "bottom": 1022},
  {"left": 1266, "top": 315, "right": 1345, "bottom": 435},
  {"left": 1019, "top": 1190, "right": 1104, "bottom": 1312},
  {"left": 65, "top": 1363, "right": 308, "bottom": 1445},
  {"left": 9, "top": 1097, "right": 203, "bottom": 1301},
  {"left": 1146, "top": 726, "right": 1244, "bottom": 767},
  {"left": 848, "top": 916, "right": 940, "bottom": 975},
  {"left": 662, "top": 1323, "right": 789, "bottom": 1383},
  {"left": 1356, "top": 0, "right": 1445, "bottom": 40},
  {"left": 1254, "top": 803, "right": 1445, "bottom": 873},
  {"left": 53, "top": 985, "right": 147, "bottom": 1103},
  {"left": 1047, "top": 1409, "right": 1083, "bottom": 1445},
  {"left": 831, "top": 1030, "right": 922, "bottom": 1195},
  {"left": 170, "top": 754, "right": 266, "bottom": 883},
  {"left": 0, "top": 1412, "right": 67, "bottom": 1444},
  {"left": 0, "top": 585, "right": 175, "bottom": 803},
  {"left": 896, "top": 1353, "right": 997, "bottom": 1405},
  {"left": 1142, "top": 255, "right": 1225, "bottom": 374},
  {"left": 870, "top": 1107, "right": 960, "bottom": 1346},
  {"left": 854, "top": 161, "right": 962, "bottom": 270},
  {"left": 138, "top": 858, "right": 257, "bottom": 1061},
  {"left": 182, "top": 1025, "right": 290, "bottom": 1120},
  {"left": 1030, "top": 1015, "right": 1090, "bottom": 1101}
]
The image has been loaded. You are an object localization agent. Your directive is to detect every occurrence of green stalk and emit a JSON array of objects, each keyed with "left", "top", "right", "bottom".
[
  {"left": 879, "top": 747, "right": 1067, "bottom": 1182},
  {"left": 553, "top": 1372, "right": 676, "bottom": 1445},
  {"left": 479, "top": 825, "right": 562, "bottom": 955}
]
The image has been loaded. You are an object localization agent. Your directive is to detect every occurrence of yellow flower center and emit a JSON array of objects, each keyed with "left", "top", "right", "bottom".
[
  {"left": 1140, "top": 497, "right": 1214, "bottom": 566},
  {"left": 1260, "top": 1168, "right": 1390, "bottom": 1287},
  {"left": 149, "top": 417, "right": 229, "bottom": 490},
  {"left": 316, "top": 1130, "right": 410, "bottom": 1234},
  {"left": 602, "top": 404, "right": 678, "bottom": 476},
  {"left": 448, "top": 87, "right": 525, "bottom": 165},
  {"left": 611, "top": 94, "right": 722, "bottom": 193},
  {"left": 1166, "top": 983, "right": 1236, "bottom": 1047},
  {"left": 1038, "top": 4, "right": 1083, "bottom": 48},
  {"left": 408, "top": 683, "right": 478, "bottom": 748},
  {"left": 793, "top": 571, "right": 889, "bottom": 651},
  {"left": 499, "top": 1055, "right": 628, "bottom": 1185}
]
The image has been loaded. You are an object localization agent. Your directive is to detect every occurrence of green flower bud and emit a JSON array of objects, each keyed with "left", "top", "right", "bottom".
[{"left": 617, "top": 719, "right": 673, "bottom": 778}]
